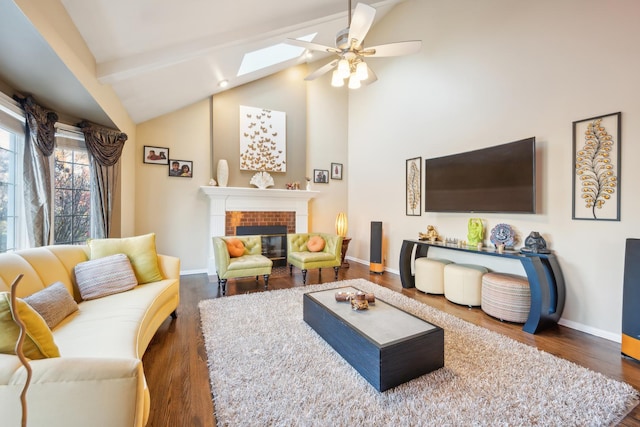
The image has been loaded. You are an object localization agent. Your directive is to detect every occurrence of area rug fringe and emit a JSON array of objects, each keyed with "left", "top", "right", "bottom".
[{"left": 199, "top": 279, "right": 639, "bottom": 426}]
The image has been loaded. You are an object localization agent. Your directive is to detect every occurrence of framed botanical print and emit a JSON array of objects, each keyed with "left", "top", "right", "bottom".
[
  {"left": 406, "top": 157, "right": 421, "bottom": 216},
  {"left": 572, "top": 112, "right": 621, "bottom": 221}
]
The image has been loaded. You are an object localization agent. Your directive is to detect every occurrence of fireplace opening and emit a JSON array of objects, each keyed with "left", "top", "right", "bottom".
[{"left": 236, "top": 225, "right": 288, "bottom": 267}]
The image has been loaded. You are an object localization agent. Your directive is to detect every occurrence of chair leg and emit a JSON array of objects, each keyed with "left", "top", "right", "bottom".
[
  {"left": 334, "top": 266, "right": 339, "bottom": 280},
  {"left": 289, "top": 264, "right": 293, "bottom": 275},
  {"left": 220, "top": 279, "right": 227, "bottom": 296},
  {"left": 302, "top": 269, "right": 308, "bottom": 285},
  {"left": 263, "top": 274, "right": 269, "bottom": 290},
  {"left": 170, "top": 310, "right": 177, "bottom": 319}
]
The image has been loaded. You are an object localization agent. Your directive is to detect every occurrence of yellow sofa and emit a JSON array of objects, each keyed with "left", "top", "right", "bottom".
[
  {"left": 212, "top": 236, "right": 273, "bottom": 295},
  {"left": 0, "top": 244, "right": 180, "bottom": 427},
  {"left": 287, "top": 233, "right": 343, "bottom": 284}
]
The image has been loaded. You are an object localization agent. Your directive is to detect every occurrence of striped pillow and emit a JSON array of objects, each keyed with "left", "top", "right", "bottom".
[
  {"left": 74, "top": 253, "right": 138, "bottom": 300},
  {"left": 24, "top": 281, "right": 78, "bottom": 329}
]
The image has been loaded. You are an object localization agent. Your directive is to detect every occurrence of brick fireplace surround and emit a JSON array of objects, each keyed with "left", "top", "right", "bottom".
[{"left": 200, "top": 186, "right": 318, "bottom": 275}]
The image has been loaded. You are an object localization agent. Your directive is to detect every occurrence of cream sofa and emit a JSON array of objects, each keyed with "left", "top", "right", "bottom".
[{"left": 0, "top": 244, "right": 180, "bottom": 427}]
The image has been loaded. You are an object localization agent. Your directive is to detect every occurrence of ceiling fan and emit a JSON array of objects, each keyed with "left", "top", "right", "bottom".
[{"left": 285, "top": 0, "right": 422, "bottom": 88}]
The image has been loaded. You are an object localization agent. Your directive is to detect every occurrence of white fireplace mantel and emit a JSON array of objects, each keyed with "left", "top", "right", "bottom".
[{"left": 200, "top": 186, "right": 318, "bottom": 275}]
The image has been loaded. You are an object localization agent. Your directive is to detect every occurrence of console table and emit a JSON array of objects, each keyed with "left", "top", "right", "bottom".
[{"left": 399, "top": 239, "right": 565, "bottom": 334}]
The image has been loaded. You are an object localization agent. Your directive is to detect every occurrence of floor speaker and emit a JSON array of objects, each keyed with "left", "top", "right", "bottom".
[
  {"left": 370, "top": 221, "right": 384, "bottom": 274},
  {"left": 622, "top": 238, "right": 640, "bottom": 360}
]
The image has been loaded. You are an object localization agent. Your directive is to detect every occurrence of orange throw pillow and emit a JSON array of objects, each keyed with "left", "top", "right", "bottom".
[
  {"left": 307, "top": 235, "right": 325, "bottom": 252},
  {"left": 226, "top": 238, "right": 245, "bottom": 257}
]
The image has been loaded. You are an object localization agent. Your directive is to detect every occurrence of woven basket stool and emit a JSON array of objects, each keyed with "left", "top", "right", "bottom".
[
  {"left": 415, "top": 257, "right": 453, "bottom": 295},
  {"left": 481, "top": 272, "right": 531, "bottom": 323},
  {"left": 443, "top": 263, "right": 488, "bottom": 307}
]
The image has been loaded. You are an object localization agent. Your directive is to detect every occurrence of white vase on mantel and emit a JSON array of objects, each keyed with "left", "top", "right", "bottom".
[{"left": 217, "top": 159, "right": 229, "bottom": 187}]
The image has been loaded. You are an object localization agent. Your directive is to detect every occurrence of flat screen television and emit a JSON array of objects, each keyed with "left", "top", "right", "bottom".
[{"left": 424, "top": 137, "right": 536, "bottom": 213}]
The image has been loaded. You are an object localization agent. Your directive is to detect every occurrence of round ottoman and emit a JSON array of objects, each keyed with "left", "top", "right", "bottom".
[
  {"left": 443, "top": 263, "right": 488, "bottom": 307},
  {"left": 415, "top": 258, "right": 453, "bottom": 295},
  {"left": 481, "top": 273, "right": 531, "bottom": 323}
]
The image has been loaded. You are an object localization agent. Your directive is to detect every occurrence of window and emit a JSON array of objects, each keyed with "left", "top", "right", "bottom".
[
  {"left": 53, "top": 138, "right": 91, "bottom": 245},
  {"left": 0, "top": 95, "right": 25, "bottom": 253},
  {"left": 0, "top": 128, "right": 18, "bottom": 252}
]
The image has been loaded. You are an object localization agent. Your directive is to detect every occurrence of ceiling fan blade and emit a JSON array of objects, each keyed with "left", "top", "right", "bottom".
[
  {"left": 285, "top": 39, "right": 340, "bottom": 54},
  {"left": 361, "top": 64, "right": 378, "bottom": 86},
  {"left": 365, "top": 41, "right": 422, "bottom": 57},
  {"left": 305, "top": 59, "right": 339, "bottom": 81},
  {"left": 348, "top": 3, "right": 376, "bottom": 49}
]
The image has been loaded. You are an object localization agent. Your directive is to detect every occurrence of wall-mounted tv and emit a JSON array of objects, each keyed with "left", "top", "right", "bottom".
[{"left": 424, "top": 137, "right": 536, "bottom": 213}]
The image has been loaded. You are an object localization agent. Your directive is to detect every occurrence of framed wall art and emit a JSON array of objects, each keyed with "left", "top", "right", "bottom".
[
  {"left": 406, "top": 157, "right": 421, "bottom": 216},
  {"left": 331, "top": 163, "right": 343, "bottom": 180},
  {"left": 168, "top": 159, "right": 193, "bottom": 178},
  {"left": 313, "top": 169, "right": 329, "bottom": 183},
  {"left": 572, "top": 112, "right": 621, "bottom": 221},
  {"left": 239, "top": 105, "right": 286, "bottom": 172},
  {"left": 143, "top": 146, "right": 169, "bottom": 165}
]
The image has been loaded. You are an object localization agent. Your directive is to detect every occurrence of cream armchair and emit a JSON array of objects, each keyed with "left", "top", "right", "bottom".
[
  {"left": 287, "top": 233, "right": 343, "bottom": 284},
  {"left": 212, "top": 236, "right": 273, "bottom": 295}
]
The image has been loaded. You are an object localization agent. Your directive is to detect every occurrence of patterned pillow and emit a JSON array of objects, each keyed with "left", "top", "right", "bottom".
[
  {"left": 74, "top": 253, "right": 138, "bottom": 300},
  {"left": 0, "top": 292, "right": 60, "bottom": 359},
  {"left": 24, "top": 281, "right": 79, "bottom": 329}
]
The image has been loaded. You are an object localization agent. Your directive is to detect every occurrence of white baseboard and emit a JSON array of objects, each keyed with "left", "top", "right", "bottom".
[
  {"left": 180, "top": 268, "right": 208, "bottom": 276},
  {"left": 558, "top": 318, "right": 621, "bottom": 343}
]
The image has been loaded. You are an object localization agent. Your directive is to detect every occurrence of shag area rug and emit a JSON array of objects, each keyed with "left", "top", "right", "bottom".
[{"left": 199, "top": 279, "right": 638, "bottom": 426}]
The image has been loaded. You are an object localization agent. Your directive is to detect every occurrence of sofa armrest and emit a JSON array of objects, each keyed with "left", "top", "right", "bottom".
[
  {"left": 157, "top": 254, "right": 180, "bottom": 280},
  {"left": 212, "top": 237, "right": 231, "bottom": 276},
  {"left": 0, "top": 355, "right": 147, "bottom": 427}
]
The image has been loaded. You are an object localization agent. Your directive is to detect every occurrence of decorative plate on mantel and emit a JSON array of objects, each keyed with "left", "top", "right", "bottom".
[{"left": 490, "top": 223, "right": 515, "bottom": 248}]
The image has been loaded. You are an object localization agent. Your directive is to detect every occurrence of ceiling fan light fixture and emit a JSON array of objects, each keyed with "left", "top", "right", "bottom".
[
  {"left": 331, "top": 70, "right": 345, "bottom": 87},
  {"left": 348, "top": 73, "right": 361, "bottom": 89},
  {"left": 355, "top": 61, "right": 368, "bottom": 81},
  {"left": 337, "top": 59, "right": 351, "bottom": 79}
]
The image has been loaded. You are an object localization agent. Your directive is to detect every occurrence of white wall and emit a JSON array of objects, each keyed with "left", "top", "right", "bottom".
[{"left": 347, "top": 0, "right": 640, "bottom": 340}]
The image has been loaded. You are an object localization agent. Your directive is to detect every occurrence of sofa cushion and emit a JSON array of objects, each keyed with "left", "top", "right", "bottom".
[
  {"left": 226, "top": 238, "right": 245, "bottom": 258},
  {"left": 0, "top": 292, "right": 60, "bottom": 359},
  {"left": 89, "top": 233, "right": 163, "bottom": 284},
  {"left": 75, "top": 254, "right": 138, "bottom": 301},
  {"left": 307, "top": 235, "right": 325, "bottom": 252},
  {"left": 23, "top": 281, "right": 78, "bottom": 329}
]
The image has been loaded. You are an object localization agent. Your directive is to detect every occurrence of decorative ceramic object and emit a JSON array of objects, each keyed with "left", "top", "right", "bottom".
[
  {"left": 208, "top": 178, "right": 217, "bottom": 186},
  {"left": 490, "top": 223, "right": 515, "bottom": 248},
  {"left": 467, "top": 218, "right": 484, "bottom": 245},
  {"left": 497, "top": 244, "right": 505, "bottom": 254},
  {"left": 217, "top": 159, "right": 229, "bottom": 187},
  {"left": 350, "top": 292, "right": 369, "bottom": 310},
  {"left": 520, "top": 231, "right": 551, "bottom": 254},
  {"left": 249, "top": 171, "right": 274, "bottom": 189},
  {"left": 306, "top": 180, "right": 311, "bottom": 191}
]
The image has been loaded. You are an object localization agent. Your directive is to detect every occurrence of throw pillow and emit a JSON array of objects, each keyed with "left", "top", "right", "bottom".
[
  {"left": 0, "top": 292, "right": 60, "bottom": 359},
  {"left": 74, "top": 253, "right": 138, "bottom": 300},
  {"left": 24, "top": 282, "right": 78, "bottom": 329},
  {"left": 89, "top": 233, "right": 163, "bottom": 284},
  {"left": 226, "top": 238, "right": 245, "bottom": 258},
  {"left": 307, "top": 235, "right": 326, "bottom": 252}
]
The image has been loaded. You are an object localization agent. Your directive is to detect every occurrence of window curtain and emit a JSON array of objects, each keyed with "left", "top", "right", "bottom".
[
  {"left": 77, "top": 120, "right": 127, "bottom": 239},
  {"left": 14, "top": 95, "right": 58, "bottom": 247}
]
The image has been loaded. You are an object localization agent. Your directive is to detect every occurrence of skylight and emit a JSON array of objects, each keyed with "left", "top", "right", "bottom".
[{"left": 237, "top": 33, "right": 317, "bottom": 77}]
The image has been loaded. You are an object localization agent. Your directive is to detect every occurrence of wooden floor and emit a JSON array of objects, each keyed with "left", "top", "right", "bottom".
[{"left": 142, "top": 262, "right": 640, "bottom": 426}]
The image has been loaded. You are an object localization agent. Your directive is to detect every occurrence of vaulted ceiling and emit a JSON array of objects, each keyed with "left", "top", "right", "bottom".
[{"left": 0, "top": 0, "right": 405, "bottom": 126}]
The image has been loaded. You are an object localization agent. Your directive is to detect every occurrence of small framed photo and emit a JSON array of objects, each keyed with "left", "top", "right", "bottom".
[
  {"left": 143, "top": 146, "right": 169, "bottom": 165},
  {"left": 169, "top": 159, "right": 193, "bottom": 178},
  {"left": 313, "top": 169, "right": 329, "bottom": 183},
  {"left": 331, "top": 163, "right": 343, "bottom": 180}
]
